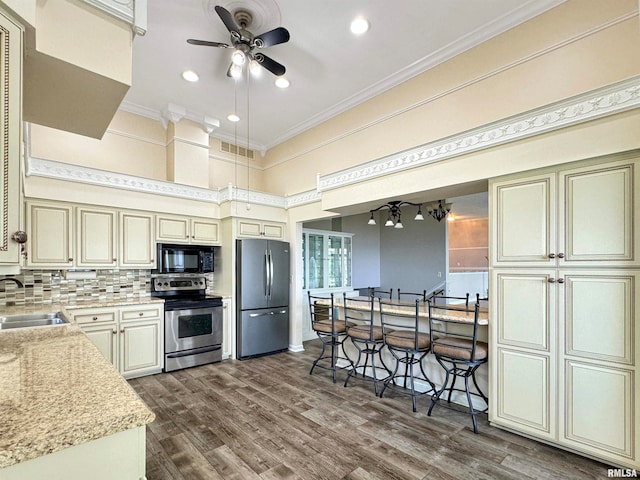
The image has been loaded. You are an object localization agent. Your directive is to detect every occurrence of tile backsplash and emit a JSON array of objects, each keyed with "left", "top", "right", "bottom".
[{"left": 0, "top": 270, "right": 154, "bottom": 307}]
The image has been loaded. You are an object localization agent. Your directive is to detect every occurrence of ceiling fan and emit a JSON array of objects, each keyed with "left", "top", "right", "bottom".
[{"left": 187, "top": 5, "right": 290, "bottom": 77}]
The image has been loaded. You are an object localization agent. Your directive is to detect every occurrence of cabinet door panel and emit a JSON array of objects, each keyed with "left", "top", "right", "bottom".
[
  {"left": 494, "top": 348, "right": 555, "bottom": 438},
  {"left": 83, "top": 324, "right": 118, "bottom": 369},
  {"left": 121, "top": 321, "right": 161, "bottom": 376},
  {"left": 493, "top": 270, "right": 553, "bottom": 351},
  {"left": 562, "top": 360, "right": 633, "bottom": 458},
  {"left": 120, "top": 212, "right": 154, "bottom": 267},
  {"left": 77, "top": 207, "right": 117, "bottom": 267},
  {"left": 26, "top": 202, "right": 74, "bottom": 267},
  {"left": 191, "top": 219, "right": 219, "bottom": 244},
  {"left": 156, "top": 216, "right": 189, "bottom": 243},
  {"left": 492, "top": 174, "right": 555, "bottom": 266},
  {"left": 263, "top": 223, "right": 284, "bottom": 239},
  {"left": 238, "top": 220, "right": 261, "bottom": 237},
  {"left": 560, "top": 162, "right": 636, "bottom": 264},
  {"left": 563, "top": 271, "right": 636, "bottom": 364}
]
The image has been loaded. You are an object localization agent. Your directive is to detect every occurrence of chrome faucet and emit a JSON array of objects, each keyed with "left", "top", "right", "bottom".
[{"left": 0, "top": 278, "right": 23, "bottom": 288}]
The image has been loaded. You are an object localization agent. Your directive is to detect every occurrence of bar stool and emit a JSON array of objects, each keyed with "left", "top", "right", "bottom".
[
  {"left": 397, "top": 289, "right": 427, "bottom": 302},
  {"left": 307, "top": 292, "right": 354, "bottom": 383},
  {"left": 378, "top": 298, "right": 435, "bottom": 412},
  {"left": 343, "top": 294, "right": 391, "bottom": 394},
  {"left": 427, "top": 297, "right": 488, "bottom": 433}
]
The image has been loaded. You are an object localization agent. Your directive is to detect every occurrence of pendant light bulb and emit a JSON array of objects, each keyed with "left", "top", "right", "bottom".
[
  {"left": 230, "top": 63, "right": 243, "bottom": 78},
  {"left": 368, "top": 213, "right": 376, "bottom": 225},
  {"left": 231, "top": 49, "right": 246, "bottom": 66}
]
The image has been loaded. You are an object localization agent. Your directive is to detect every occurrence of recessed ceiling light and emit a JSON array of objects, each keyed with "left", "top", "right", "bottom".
[
  {"left": 227, "top": 114, "right": 240, "bottom": 122},
  {"left": 275, "top": 77, "right": 290, "bottom": 89},
  {"left": 350, "top": 17, "right": 369, "bottom": 35},
  {"left": 181, "top": 70, "right": 199, "bottom": 82}
]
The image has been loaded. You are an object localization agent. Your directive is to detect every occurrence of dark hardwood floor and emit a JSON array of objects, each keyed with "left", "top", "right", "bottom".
[{"left": 129, "top": 340, "right": 610, "bottom": 480}]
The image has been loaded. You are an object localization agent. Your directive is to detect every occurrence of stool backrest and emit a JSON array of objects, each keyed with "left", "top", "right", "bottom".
[
  {"left": 397, "top": 289, "right": 427, "bottom": 302},
  {"left": 428, "top": 296, "right": 482, "bottom": 362},
  {"left": 343, "top": 294, "right": 376, "bottom": 340},
  {"left": 368, "top": 287, "right": 393, "bottom": 299},
  {"left": 379, "top": 298, "right": 423, "bottom": 350},
  {"left": 308, "top": 292, "right": 339, "bottom": 330}
]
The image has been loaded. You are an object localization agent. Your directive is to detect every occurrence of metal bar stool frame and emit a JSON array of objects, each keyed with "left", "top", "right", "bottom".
[
  {"left": 427, "top": 297, "right": 488, "bottom": 433},
  {"left": 368, "top": 287, "right": 394, "bottom": 299},
  {"left": 343, "top": 294, "right": 392, "bottom": 395},
  {"left": 307, "top": 292, "right": 354, "bottom": 383},
  {"left": 397, "top": 289, "right": 427, "bottom": 302},
  {"left": 378, "top": 298, "right": 436, "bottom": 412}
]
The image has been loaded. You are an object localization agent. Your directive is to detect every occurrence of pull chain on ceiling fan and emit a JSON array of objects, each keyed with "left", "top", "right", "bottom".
[{"left": 187, "top": 5, "right": 290, "bottom": 77}]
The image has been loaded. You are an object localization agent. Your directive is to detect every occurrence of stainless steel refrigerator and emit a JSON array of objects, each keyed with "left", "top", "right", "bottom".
[{"left": 236, "top": 238, "right": 290, "bottom": 359}]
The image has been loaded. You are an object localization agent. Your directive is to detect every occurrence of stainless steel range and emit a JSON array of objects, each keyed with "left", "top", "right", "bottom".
[{"left": 151, "top": 276, "right": 223, "bottom": 372}]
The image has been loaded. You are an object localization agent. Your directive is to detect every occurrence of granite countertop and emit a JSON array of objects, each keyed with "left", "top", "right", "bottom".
[
  {"left": 0, "top": 324, "right": 155, "bottom": 469},
  {"left": 0, "top": 297, "right": 164, "bottom": 317}
]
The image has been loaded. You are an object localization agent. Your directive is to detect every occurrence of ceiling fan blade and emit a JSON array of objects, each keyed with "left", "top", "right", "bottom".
[
  {"left": 254, "top": 53, "right": 286, "bottom": 76},
  {"left": 214, "top": 5, "right": 240, "bottom": 33},
  {"left": 187, "top": 39, "right": 230, "bottom": 48},
  {"left": 254, "top": 27, "right": 290, "bottom": 48}
]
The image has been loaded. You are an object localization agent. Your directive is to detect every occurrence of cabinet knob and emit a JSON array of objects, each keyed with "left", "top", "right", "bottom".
[
  {"left": 139, "top": 312, "right": 144, "bottom": 317},
  {"left": 557, "top": 253, "right": 565, "bottom": 258},
  {"left": 548, "top": 253, "right": 556, "bottom": 259},
  {"left": 548, "top": 278, "right": 556, "bottom": 283},
  {"left": 120, "top": 328, "right": 124, "bottom": 334},
  {"left": 92, "top": 316, "right": 98, "bottom": 321},
  {"left": 112, "top": 258, "right": 117, "bottom": 262},
  {"left": 112, "top": 329, "right": 117, "bottom": 335},
  {"left": 68, "top": 258, "right": 73, "bottom": 261},
  {"left": 557, "top": 278, "right": 565, "bottom": 284}
]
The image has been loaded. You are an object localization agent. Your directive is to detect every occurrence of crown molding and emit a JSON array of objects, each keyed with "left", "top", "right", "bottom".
[
  {"left": 81, "top": 0, "right": 147, "bottom": 35},
  {"left": 220, "top": 185, "right": 286, "bottom": 209},
  {"left": 318, "top": 76, "right": 640, "bottom": 192},
  {"left": 26, "top": 157, "right": 219, "bottom": 203},
  {"left": 285, "top": 190, "right": 322, "bottom": 209}
]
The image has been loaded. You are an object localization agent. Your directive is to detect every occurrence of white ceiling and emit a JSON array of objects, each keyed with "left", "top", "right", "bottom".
[{"left": 121, "top": 0, "right": 564, "bottom": 154}]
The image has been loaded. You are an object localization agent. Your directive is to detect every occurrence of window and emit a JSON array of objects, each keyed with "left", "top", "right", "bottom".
[{"left": 303, "top": 229, "right": 353, "bottom": 291}]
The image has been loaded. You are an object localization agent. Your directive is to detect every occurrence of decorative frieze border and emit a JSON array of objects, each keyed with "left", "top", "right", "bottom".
[
  {"left": 317, "top": 76, "right": 640, "bottom": 192},
  {"left": 26, "top": 157, "right": 320, "bottom": 210},
  {"left": 27, "top": 157, "right": 220, "bottom": 203},
  {"left": 81, "top": 0, "right": 147, "bottom": 35}
]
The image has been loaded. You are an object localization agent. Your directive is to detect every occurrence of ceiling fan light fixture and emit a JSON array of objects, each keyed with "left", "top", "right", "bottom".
[
  {"left": 249, "top": 59, "right": 262, "bottom": 76},
  {"left": 181, "top": 70, "right": 199, "bottom": 82},
  {"left": 350, "top": 17, "right": 369, "bottom": 35},
  {"left": 275, "top": 77, "right": 290, "bottom": 89},
  {"left": 229, "top": 63, "right": 243, "bottom": 78},
  {"left": 231, "top": 49, "right": 246, "bottom": 66}
]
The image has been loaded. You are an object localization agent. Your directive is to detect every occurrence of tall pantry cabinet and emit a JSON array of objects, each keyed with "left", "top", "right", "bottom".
[{"left": 489, "top": 152, "right": 640, "bottom": 469}]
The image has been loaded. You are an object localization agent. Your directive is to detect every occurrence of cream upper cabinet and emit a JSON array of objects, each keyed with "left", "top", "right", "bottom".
[
  {"left": 236, "top": 219, "right": 285, "bottom": 240},
  {"left": 492, "top": 157, "right": 638, "bottom": 268},
  {"left": 76, "top": 207, "right": 117, "bottom": 268},
  {"left": 0, "top": 12, "right": 22, "bottom": 268},
  {"left": 25, "top": 201, "right": 74, "bottom": 268},
  {"left": 157, "top": 215, "right": 220, "bottom": 245},
  {"left": 119, "top": 211, "right": 155, "bottom": 268}
]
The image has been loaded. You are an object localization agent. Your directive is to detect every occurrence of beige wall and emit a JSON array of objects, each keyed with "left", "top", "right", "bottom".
[{"left": 261, "top": 0, "right": 640, "bottom": 195}]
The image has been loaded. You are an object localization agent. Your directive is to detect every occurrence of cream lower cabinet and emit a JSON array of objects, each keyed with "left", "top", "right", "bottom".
[{"left": 71, "top": 303, "right": 163, "bottom": 379}]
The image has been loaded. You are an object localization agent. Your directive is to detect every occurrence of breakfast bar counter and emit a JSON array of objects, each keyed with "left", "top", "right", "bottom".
[{"left": 0, "top": 323, "right": 154, "bottom": 476}]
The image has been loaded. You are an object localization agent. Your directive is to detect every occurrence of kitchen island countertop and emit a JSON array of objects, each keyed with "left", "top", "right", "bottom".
[{"left": 0, "top": 323, "right": 155, "bottom": 469}]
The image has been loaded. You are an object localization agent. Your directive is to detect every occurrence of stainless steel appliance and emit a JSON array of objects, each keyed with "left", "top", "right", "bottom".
[
  {"left": 236, "top": 239, "right": 290, "bottom": 359},
  {"left": 155, "top": 243, "right": 215, "bottom": 274},
  {"left": 152, "top": 276, "right": 223, "bottom": 371}
]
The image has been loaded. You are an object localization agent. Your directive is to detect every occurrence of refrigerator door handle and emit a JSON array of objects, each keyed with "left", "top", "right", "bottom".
[
  {"left": 248, "top": 310, "right": 287, "bottom": 318},
  {"left": 264, "top": 250, "right": 269, "bottom": 299},
  {"left": 268, "top": 249, "right": 274, "bottom": 299}
]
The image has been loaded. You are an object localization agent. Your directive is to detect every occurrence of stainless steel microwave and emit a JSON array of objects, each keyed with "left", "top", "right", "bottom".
[{"left": 156, "top": 243, "right": 215, "bottom": 274}]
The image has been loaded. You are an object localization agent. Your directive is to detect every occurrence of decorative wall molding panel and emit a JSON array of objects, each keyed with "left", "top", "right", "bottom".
[
  {"left": 220, "top": 184, "right": 286, "bottom": 209},
  {"left": 285, "top": 189, "right": 322, "bottom": 209},
  {"left": 317, "top": 76, "right": 640, "bottom": 192},
  {"left": 27, "top": 157, "right": 219, "bottom": 203}
]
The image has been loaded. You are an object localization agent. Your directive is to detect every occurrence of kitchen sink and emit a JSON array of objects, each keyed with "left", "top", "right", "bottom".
[{"left": 0, "top": 312, "right": 69, "bottom": 330}]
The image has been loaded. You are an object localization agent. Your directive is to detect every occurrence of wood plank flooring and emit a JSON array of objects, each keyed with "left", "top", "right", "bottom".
[{"left": 129, "top": 340, "right": 610, "bottom": 480}]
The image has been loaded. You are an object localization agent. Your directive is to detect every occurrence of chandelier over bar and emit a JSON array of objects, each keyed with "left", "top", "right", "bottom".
[
  {"left": 426, "top": 199, "right": 452, "bottom": 222},
  {"left": 367, "top": 201, "right": 424, "bottom": 229}
]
